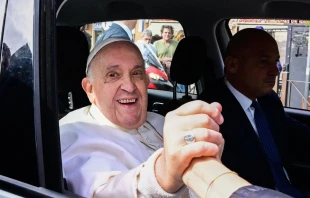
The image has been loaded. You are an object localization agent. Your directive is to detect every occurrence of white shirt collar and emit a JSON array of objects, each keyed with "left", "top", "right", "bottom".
[
  {"left": 89, "top": 104, "right": 148, "bottom": 132},
  {"left": 113, "top": 21, "right": 133, "bottom": 41},
  {"left": 225, "top": 79, "right": 253, "bottom": 111}
]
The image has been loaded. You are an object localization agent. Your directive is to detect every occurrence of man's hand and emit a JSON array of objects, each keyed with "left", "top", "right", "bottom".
[
  {"left": 159, "top": 57, "right": 172, "bottom": 68},
  {"left": 165, "top": 61, "right": 171, "bottom": 68},
  {"left": 163, "top": 57, "right": 172, "bottom": 62},
  {"left": 155, "top": 100, "right": 225, "bottom": 193}
]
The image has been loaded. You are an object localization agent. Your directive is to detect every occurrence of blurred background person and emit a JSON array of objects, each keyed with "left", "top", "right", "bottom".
[
  {"left": 135, "top": 29, "right": 158, "bottom": 65},
  {"left": 136, "top": 29, "right": 154, "bottom": 49},
  {"left": 173, "top": 30, "right": 185, "bottom": 42},
  {"left": 154, "top": 25, "right": 178, "bottom": 72},
  {"left": 139, "top": 29, "right": 152, "bottom": 44}
]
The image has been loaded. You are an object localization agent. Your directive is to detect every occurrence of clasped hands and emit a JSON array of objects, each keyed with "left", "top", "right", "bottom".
[{"left": 155, "top": 100, "right": 225, "bottom": 193}]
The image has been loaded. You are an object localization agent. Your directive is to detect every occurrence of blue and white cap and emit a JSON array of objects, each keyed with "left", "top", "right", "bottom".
[{"left": 86, "top": 38, "right": 132, "bottom": 75}]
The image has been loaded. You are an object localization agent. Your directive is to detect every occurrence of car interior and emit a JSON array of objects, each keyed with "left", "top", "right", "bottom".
[
  {"left": 1, "top": 0, "right": 310, "bottom": 197},
  {"left": 158, "top": 36, "right": 211, "bottom": 116}
]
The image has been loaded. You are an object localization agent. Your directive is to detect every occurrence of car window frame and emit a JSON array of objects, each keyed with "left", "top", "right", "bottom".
[{"left": 0, "top": 0, "right": 8, "bottom": 56}]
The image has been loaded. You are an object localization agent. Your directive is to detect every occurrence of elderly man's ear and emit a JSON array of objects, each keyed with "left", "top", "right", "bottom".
[
  {"left": 224, "top": 56, "right": 239, "bottom": 74},
  {"left": 82, "top": 77, "right": 95, "bottom": 104}
]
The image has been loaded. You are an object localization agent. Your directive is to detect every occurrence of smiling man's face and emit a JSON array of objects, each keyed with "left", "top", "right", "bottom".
[
  {"left": 83, "top": 41, "right": 149, "bottom": 130},
  {"left": 162, "top": 28, "right": 172, "bottom": 42}
]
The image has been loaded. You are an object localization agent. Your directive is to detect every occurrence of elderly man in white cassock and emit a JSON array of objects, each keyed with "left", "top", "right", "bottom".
[{"left": 59, "top": 38, "right": 224, "bottom": 198}]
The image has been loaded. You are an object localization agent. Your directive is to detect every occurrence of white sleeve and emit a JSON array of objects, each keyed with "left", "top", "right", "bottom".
[
  {"left": 92, "top": 149, "right": 187, "bottom": 198},
  {"left": 64, "top": 153, "right": 138, "bottom": 197},
  {"left": 64, "top": 148, "right": 187, "bottom": 198},
  {"left": 137, "top": 148, "right": 188, "bottom": 198}
]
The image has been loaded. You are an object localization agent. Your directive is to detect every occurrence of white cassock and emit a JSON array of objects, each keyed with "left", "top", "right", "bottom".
[{"left": 60, "top": 104, "right": 189, "bottom": 198}]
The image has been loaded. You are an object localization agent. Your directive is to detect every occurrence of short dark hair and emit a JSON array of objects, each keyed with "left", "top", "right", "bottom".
[
  {"left": 142, "top": 29, "right": 152, "bottom": 37},
  {"left": 225, "top": 28, "right": 274, "bottom": 58},
  {"left": 160, "top": 25, "right": 174, "bottom": 35}
]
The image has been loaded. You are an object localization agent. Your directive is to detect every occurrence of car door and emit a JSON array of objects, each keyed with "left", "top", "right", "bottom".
[
  {"left": 0, "top": 0, "right": 81, "bottom": 196},
  {"left": 0, "top": 0, "right": 40, "bottom": 187}
]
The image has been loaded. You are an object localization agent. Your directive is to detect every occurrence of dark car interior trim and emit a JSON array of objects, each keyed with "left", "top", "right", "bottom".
[
  {"left": 38, "top": 0, "right": 64, "bottom": 193},
  {"left": 0, "top": 175, "right": 73, "bottom": 198}
]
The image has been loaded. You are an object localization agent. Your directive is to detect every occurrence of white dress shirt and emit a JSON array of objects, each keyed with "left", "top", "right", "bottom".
[
  {"left": 114, "top": 21, "right": 133, "bottom": 41},
  {"left": 226, "top": 80, "right": 258, "bottom": 134},
  {"left": 60, "top": 104, "right": 188, "bottom": 198}
]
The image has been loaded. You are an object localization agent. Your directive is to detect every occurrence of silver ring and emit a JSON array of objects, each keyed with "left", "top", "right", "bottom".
[{"left": 184, "top": 134, "right": 195, "bottom": 144}]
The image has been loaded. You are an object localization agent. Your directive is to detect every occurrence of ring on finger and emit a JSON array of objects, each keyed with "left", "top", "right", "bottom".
[{"left": 184, "top": 134, "right": 196, "bottom": 144}]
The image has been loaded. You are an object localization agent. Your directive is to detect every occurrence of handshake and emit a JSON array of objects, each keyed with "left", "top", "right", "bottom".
[{"left": 155, "top": 100, "right": 290, "bottom": 198}]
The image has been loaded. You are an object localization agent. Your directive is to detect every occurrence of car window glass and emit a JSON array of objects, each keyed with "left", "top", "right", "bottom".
[
  {"left": 81, "top": 19, "right": 197, "bottom": 94},
  {"left": 0, "top": 0, "right": 38, "bottom": 186},
  {"left": 229, "top": 19, "right": 310, "bottom": 110}
]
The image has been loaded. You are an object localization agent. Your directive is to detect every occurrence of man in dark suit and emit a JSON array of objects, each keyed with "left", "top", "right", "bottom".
[
  {"left": 96, "top": 20, "right": 137, "bottom": 44},
  {"left": 201, "top": 28, "right": 310, "bottom": 197}
]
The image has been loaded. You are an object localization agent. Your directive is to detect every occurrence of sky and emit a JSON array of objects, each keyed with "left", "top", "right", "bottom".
[{"left": 1, "top": 0, "right": 34, "bottom": 54}]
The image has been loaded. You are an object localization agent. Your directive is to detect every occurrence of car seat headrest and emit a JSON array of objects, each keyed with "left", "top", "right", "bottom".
[
  {"left": 170, "top": 36, "right": 207, "bottom": 85},
  {"left": 56, "top": 26, "right": 90, "bottom": 110},
  {"left": 57, "top": 27, "right": 89, "bottom": 92}
]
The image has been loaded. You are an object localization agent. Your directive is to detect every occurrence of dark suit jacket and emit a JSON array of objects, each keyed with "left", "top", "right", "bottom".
[
  {"left": 96, "top": 23, "right": 131, "bottom": 45},
  {"left": 200, "top": 79, "right": 310, "bottom": 190}
]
